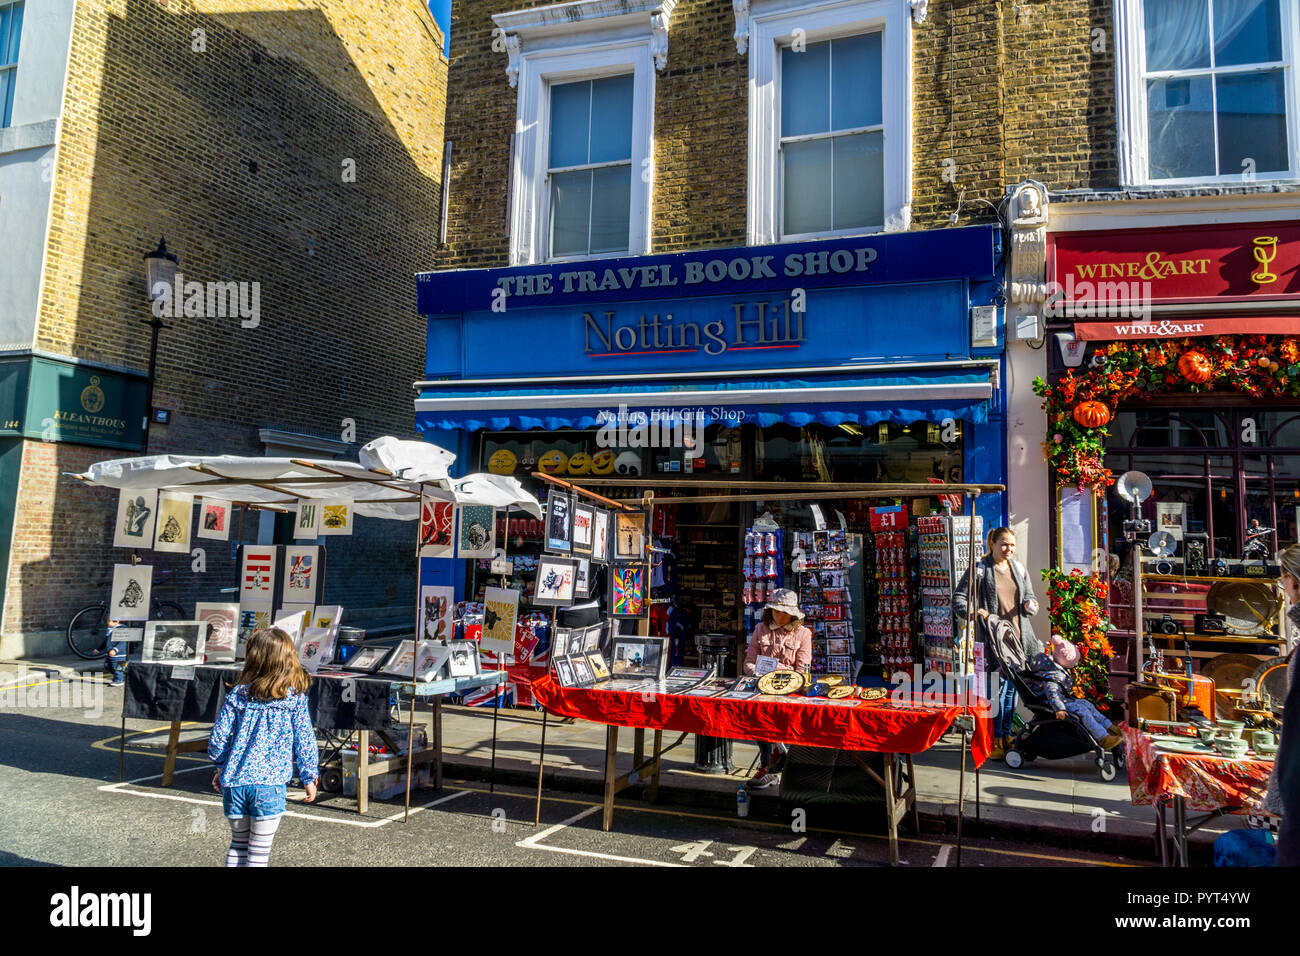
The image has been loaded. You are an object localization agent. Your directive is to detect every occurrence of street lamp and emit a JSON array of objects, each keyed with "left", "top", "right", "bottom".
[{"left": 141, "top": 237, "right": 177, "bottom": 447}]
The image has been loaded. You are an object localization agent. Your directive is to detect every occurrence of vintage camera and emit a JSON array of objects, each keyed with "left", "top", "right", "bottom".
[
  {"left": 1123, "top": 518, "right": 1153, "bottom": 539},
  {"left": 1184, "top": 533, "right": 1208, "bottom": 576},
  {"left": 1154, "top": 613, "right": 1181, "bottom": 635},
  {"left": 1212, "top": 558, "right": 1230, "bottom": 577},
  {"left": 1154, "top": 558, "right": 1176, "bottom": 575},
  {"left": 1194, "top": 613, "right": 1227, "bottom": 635}
]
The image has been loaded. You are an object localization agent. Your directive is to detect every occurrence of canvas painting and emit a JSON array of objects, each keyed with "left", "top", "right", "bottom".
[
  {"left": 590, "top": 508, "right": 610, "bottom": 563},
  {"left": 419, "top": 585, "right": 455, "bottom": 643},
  {"left": 481, "top": 586, "right": 519, "bottom": 655},
  {"left": 142, "top": 620, "right": 208, "bottom": 666},
  {"left": 113, "top": 490, "right": 158, "bottom": 549},
  {"left": 196, "top": 498, "right": 232, "bottom": 541},
  {"left": 239, "top": 546, "right": 278, "bottom": 602},
  {"left": 153, "top": 492, "right": 193, "bottom": 553},
  {"left": 320, "top": 501, "right": 353, "bottom": 536},
  {"left": 195, "top": 602, "right": 239, "bottom": 662},
  {"left": 282, "top": 546, "right": 320, "bottom": 603},
  {"left": 344, "top": 644, "right": 389, "bottom": 673},
  {"left": 311, "top": 605, "right": 343, "bottom": 635},
  {"left": 109, "top": 564, "right": 152, "bottom": 620},
  {"left": 458, "top": 505, "right": 496, "bottom": 558},
  {"left": 534, "top": 556, "right": 578, "bottom": 607},
  {"left": 420, "top": 500, "right": 456, "bottom": 558},
  {"left": 295, "top": 500, "right": 322, "bottom": 539},
  {"left": 298, "top": 627, "right": 336, "bottom": 674},
  {"left": 610, "top": 564, "right": 646, "bottom": 617},
  {"left": 574, "top": 557, "right": 591, "bottom": 598},
  {"left": 447, "top": 639, "right": 480, "bottom": 678},
  {"left": 545, "top": 491, "right": 572, "bottom": 553},
  {"left": 571, "top": 502, "right": 595, "bottom": 556},
  {"left": 614, "top": 511, "right": 646, "bottom": 560}
]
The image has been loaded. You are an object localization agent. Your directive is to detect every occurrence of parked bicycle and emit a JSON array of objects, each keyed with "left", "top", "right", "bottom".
[{"left": 66, "top": 569, "right": 187, "bottom": 660}]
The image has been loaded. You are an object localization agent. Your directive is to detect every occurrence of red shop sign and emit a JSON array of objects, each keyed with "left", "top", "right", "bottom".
[
  {"left": 1048, "top": 221, "right": 1300, "bottom": 306},
  {"left": 869, "top": 506, "right": 906, "bottom": 531}
]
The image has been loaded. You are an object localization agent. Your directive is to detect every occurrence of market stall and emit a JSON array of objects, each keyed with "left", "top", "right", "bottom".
[{"left": 72, "top": 437, "right": 540, "bottom": 816}]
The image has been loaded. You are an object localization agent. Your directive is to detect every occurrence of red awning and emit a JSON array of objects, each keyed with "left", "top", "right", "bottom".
[{"left": 1073, "top": 316, "right": 1300, "bottom": 341}]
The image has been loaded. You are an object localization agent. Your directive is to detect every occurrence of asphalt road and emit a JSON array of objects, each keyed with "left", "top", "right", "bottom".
[{"left": 0, "top": 672, "right": 1146, "bottom": 868}]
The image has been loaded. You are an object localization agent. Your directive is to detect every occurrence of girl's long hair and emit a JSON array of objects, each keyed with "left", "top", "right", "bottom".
[{"left": 237, "top": 627, "right": 312, "bottom": 701}]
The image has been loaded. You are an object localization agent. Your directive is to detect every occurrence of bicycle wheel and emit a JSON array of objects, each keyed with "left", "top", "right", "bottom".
[
  {"left": 67, "top": 604, "right": 108, "bottom": 660},
  {"left": 151, "top": 601, "right": 185, "bottom": 620}
]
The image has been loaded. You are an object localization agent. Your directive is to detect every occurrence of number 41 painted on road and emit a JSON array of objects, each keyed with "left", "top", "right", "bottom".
[{"left": 669, "top": 840, "right": 757, "bottom": 867}]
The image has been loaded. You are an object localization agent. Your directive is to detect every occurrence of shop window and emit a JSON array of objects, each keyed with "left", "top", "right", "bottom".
[
  {"left": 0, "top": 1, "right": 22, "bottom": 128},
  {"left": 1115, "top": 0, "right": 1296, "bottom": 185},
  {"left": 755, "top": 421, "right": 961, "bottom": 484},
  {"left": 745, "top": 0, "right": 911, "bottom": 244}
]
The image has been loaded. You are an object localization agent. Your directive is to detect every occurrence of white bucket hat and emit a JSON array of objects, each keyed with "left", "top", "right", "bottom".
[{"left": 763, "top": 588, "right": 805, "bottom": 621}]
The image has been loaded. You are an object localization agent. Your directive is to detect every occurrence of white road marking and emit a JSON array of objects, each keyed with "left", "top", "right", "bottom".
[
  {"left": 933, "top": 844, "right": 953, "bottom": 867},
  {"left": 516, "top": 805, "right": 685, "bottom": 866}
]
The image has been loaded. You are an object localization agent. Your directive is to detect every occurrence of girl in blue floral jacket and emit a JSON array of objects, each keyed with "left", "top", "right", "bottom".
[{"left": 208, "top": 627, "right": 318, "bottom": 866}]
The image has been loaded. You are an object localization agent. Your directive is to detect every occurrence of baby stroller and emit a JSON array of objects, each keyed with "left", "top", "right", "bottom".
[{"left": 983, "top": 614, "right": 1124, "bottom": 782}]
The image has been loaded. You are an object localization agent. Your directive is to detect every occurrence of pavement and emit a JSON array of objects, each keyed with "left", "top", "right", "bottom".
[{"left": 1, "top": 653, "right": 1258, "bottom": 866}]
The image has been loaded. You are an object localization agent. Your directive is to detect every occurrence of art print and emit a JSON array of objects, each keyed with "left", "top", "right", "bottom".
[
  {"left": 552, "top": 629, "right": 571, "bottom": 658},
  {"left": 481, "top": 586, "right": 519, "bottom": 655},
  {"left": 344, "top": 644, "right": 389, "bottom": 673},
  {"left": 581, "top": 624, "right": 602, "bottom": 653},
  {"left": 611, "top": 637, "right": 666, "bottom": 680},
  {"left": 534, "top": 556, "right": 578, "bottom": 607},
  {"left": 238, "top": 603, "right": 273, "bottom": 638},
  {"left": 195, "top": 602, "right": 239, "bottom": 662},
  {"left": 274, "top": 605, "right": 311, "bottom": 643},
  {"left": 610, "top": 564, "right": 646, "bottom": 617},
  {"left": 458, "top": 505, "right": 496, "bottom": 559},
  {"left": 447, "top": 639, "right": 480, "bottom": 678},
  {"left": 142, "top": 620, "right": 207, "bottom": 666},
  {"left": 320, "top": 501, "right": 353, "bottom": 536},
  {"left": 545, "top": 491, "right": 572, "bottom": 554},
  {"left": 826, "top": 638, "right": 852, "bottom": 655},
  {"left": 571, "top": 502, "right": 595, "bottom": 556},
  {"left": 574, "top": 556, "right": 591, "bottom": 598},
  {"left": 282, "top": 546, "right": 320, "bottom": 603},
  {"left": 153, "top": 492, "right": 193, "bottom": 553},
  {"left": 239, "top": 546, "right": 278, "bottom": 601},
  {"left": 295, "top": 500, "right": 322, "bottom": 539},
  {"left": 380, "top": 640, "right": 418, "bottom": 678},
  {"left": 312, "top": 605, "right": 343, "bottom": 635},
  {"left": 113, "top": 490, "right": 157, "bottom": 549},
  {"left": 418, "top": 585, "right": 455, "bottom": 642},
  {"left": 585, "top": 652, "right": 611, "bottom": 682},
  {"left": 555, "top": 657, "right": 577, "bottom": 687},
  {"left": 420, "top": 499, "right": 456, "bottom": 557},
  {"left": 614, "top": 511, "right": 646, "bottom": 560},
  {"left": 571, "top": 656, "right": 593, "bottom": 685},
  {"left": 196, "top": 498, "right": 232, "bottom": 541},
  {"left": 109, "top": 564, "right": 152, "bottom": 620},
  {"left": 298, "top": 627, "right": 337, "bottom": 674},
  {"left": 590, "top": 508, "right": 611, "bottom": 563}
]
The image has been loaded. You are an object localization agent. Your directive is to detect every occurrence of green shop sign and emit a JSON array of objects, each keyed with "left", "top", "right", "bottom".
[{"left": 0, "top": 357, "right": 146, "bottom": 450}]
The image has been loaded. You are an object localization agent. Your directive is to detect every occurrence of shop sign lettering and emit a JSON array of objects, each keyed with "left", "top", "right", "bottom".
[{"left": 583, "top": 299, "right": 805, "bottom": 357}]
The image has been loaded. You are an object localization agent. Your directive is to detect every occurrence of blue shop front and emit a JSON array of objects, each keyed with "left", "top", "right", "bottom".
[{"left": 414, "top": 224, "right": 1009, "bottom": 676}]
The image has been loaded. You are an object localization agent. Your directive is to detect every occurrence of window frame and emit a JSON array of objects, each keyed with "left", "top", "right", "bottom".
[
  {"left": 746, "top": 0, "right": 912, "bottom": 246},
  {"left": 1114, "top": 0, "right": 1300, "bottom": 187},
  {"left": 508, "top": 41, "right": 655, "bottom": 266},
  {"left": 0, "top": 0, "right": 23, "bottom": 129}
]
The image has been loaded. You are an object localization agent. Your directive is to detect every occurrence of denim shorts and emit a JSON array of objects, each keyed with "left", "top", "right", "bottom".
[{"left": 222, "top": 784, "right": 287, "bottom": 819}]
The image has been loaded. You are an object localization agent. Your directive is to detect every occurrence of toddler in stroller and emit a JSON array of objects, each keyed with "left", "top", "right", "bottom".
[{"left": 986, "top": 616, "right": 1125, "bottom": 781}]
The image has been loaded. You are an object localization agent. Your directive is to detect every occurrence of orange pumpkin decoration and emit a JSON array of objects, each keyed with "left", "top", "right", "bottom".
[
  {"left": 1072, "top": 400, "right": 1111, "bottom": 428},
  {"left": 1178, "top": 350, "right": 1213, "bottom": 383}
]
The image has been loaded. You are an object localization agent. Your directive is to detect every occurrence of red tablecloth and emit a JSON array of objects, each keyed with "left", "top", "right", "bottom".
[
  {"left": 1123, "top": 726, "right": 1273, "bottom": 813},
  {"left": 532, "top": 676, "right": 992, "bottom": 767}
]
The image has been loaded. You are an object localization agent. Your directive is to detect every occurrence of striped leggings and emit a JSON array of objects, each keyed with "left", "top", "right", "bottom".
[{"left": 225, "top": 816, "right": 282, "bottom": 867}]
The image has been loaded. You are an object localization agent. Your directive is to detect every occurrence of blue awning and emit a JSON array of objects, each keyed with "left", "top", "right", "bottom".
[{"left": 415, "top": 368, "right": 993, "bottom": 433}]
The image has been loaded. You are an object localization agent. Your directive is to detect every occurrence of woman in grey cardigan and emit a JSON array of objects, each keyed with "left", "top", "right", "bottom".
[{"left": 953, "top": 527, "right": 1043, "bottom": 760}]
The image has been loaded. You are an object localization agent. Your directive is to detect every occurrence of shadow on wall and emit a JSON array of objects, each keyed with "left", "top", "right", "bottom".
[{"left": 18, "top": 0, "right": 438, "bottom": 638}]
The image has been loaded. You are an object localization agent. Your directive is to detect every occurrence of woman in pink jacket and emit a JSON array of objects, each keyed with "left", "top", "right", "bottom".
[{"left": 743, "top": 589, "right": 812, "bottom": 789}]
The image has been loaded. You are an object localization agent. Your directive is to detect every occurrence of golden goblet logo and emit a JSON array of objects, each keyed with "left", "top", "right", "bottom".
[{"left": 1252, "top": 236, "right": 1279, "bottom": 286}]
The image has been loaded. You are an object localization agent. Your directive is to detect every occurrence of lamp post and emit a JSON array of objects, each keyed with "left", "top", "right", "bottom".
[{"left": 142, "top": 237, "right": 177, "bottom": 449}]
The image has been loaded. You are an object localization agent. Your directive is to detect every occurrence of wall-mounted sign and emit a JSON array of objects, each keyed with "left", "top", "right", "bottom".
[
  {"left": 0, "top": 357, "right": 147, "bottom": 450},
  {"left": 582, "top": 298, "right": 805, "bottom": 358}
]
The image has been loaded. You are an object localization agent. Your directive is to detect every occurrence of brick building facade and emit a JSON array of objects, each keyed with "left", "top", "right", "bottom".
[{"left": 0, "top": 0, "right": 447, "bottom": 656}]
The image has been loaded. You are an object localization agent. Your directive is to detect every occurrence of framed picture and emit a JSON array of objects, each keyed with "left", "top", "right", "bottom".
[
  {"left": 311, "top": 605, "right": 344, "bottom": 636},
  {"left": 555, "top": 657, "right": 577, "bottom": 687},
  {"left": 614, "top": 511, "right": 646, "bottom": 560},
  {"left": 195, "top": 602, "right": 239, "bottom": 662},
  {"left": 153, "top": 492, "right": 193, "bottom": 553},
  {"left": 545, "top": 491, "right": 572, "bottom": 554},
  {"left": 574, "top": 557, "right": 592, "bottom": 598},
  {"left": 343, "top": 644, "right": 390, "bottom": 673},
  {"left": 534, "top": 556, "right": 578, "bottom": 607},
  {"left": 610, "top": 564, "right": 647, "bottom": 617},
  {"left": 142, "top": 620, "right": 208, "bottom": 666},
  {"left": 585, "top": 652, "right": 611, "bottom": 682},
  {"left": 379, "top": 640, "right": 418, "bottom": 679},
  {"left": 418, "top": 585, "right": 455, "bottom": 642},
  {"left": 590, "top": 508, "right": 611, "bottom": 563},
  {"left": 109, "top": 563, "right": 152, "bottom": 621},
  {"left": 298, "top": 627, "right": 337, "bottom": 674},
  {"left": 419, "top": 499, "right": 456, "bottom": 557},
  {"left": 571, "top": 502, "right": 595, "bottom": 556},
  {"left": 458, "top": 505, "right": 496, "bottom": 559},
  {"left": 581, "top": 624, "right": 603, "bottom": 653},
  {"left": 610, "top": 636, "right": 667, "bottom": 681},
  {"left": 446, "top": 639, "right": 480, "bottom": 678},
  {"left": 113, "top": 489, "right": 157, "bottom": 549},
  {"left": 826, "top": 638, "right": 852, "bottom": 656},
  {"left": 481, "top": 586, "right": 519, "bottom": 654},
  {"left": 282, "top": 546, "right": 321, "bottom": 604},
  {"left": 380, "top": 640, "right": 450, "bottom": 682},
  {"left": 571, "top": 655, "right": 594, "bottom": 686},
  {"left": 551, "top": 628, "right": 571, "bottom": 659},
  {"left": 196, "top": 498, "right": 232, "bottom": 542}
]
